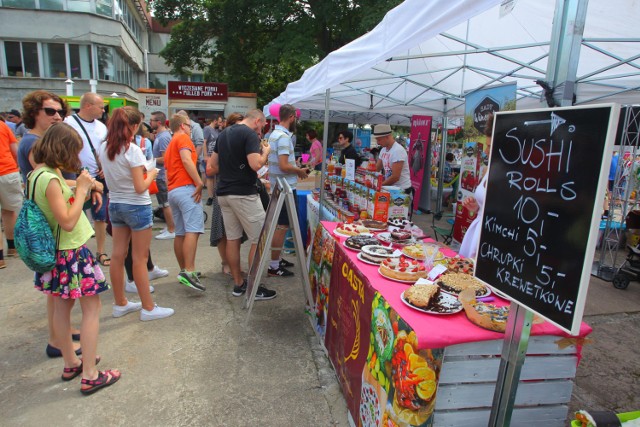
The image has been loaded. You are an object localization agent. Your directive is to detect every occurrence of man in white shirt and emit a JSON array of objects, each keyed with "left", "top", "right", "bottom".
[
  {"left": 65, "top": 92, "right": 111, "bottom": 266},
  {"left": 374, "top": 124, "right": 415, "bottom": 218}
]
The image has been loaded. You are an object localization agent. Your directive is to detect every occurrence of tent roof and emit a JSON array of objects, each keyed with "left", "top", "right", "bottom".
[{"left": 266, "top": 0, "right": 640, "bottom": 125}]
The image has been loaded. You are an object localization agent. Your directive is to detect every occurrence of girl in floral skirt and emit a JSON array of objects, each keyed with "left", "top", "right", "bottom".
[{"left": 30, "top": 122, "right": 120, "bottom": 394}]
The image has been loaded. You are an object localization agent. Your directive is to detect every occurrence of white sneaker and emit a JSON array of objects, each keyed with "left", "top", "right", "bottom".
[
  {"left": 140, "top": 304, "right": 175, "bottom": 321},
  {"left": 125, "top": 279, "right": 155, "bottom": 294},
  {"left": 148, "top": 265, "right": 169, "bottom": 281},
  {"left": 155, "top": 229, "right": 175, "bottom": 240},
  {"left": 112, "top": 300, "right": 142, "bottom": 318}
]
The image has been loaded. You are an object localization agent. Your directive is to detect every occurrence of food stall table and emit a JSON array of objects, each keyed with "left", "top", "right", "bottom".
[{"left": 308, "top": 221, "right": 592, "bottom": 427}]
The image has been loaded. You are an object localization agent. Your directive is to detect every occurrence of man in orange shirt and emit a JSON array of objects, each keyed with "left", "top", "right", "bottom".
[
  {"left": 0, "top": 119, "right": 23, "bottom": 269},
  {"left": 164, "top": 114, "right": 205, "bottom": 291}
]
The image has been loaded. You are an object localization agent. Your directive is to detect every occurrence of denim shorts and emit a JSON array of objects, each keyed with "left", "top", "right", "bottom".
[
  {"left": 108, "top": 202, "right": 153, "bottom": 231},
  {"left": 88, "top": 190, "right": 108, "bottom": 221},
  {"left": 168, "top": 185, "right": 204, "bottom": 236}
]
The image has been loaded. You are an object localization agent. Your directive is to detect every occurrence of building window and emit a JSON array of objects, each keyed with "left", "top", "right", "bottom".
[
  {"left": 43, "top": 43, "right": 67, "bottom": 78},
  {"left": 39, "top": 0, "right": 64, "bottom": 10},
  {"left": 69, "top": 44, "right": 93, "bottom": 79},
  {"left": 95, "top": 0, "right": 113, "bottom": 17},
  {"left": 97, "top": 45, "right": 114, "bottom": 81},
  {"left": 4, "top": 41, "right": 40, "bottom": 77},
  {"left": 2, "top": 0, "right": 36, "bottom": 8},
  {"left": 67, "top": 0, "right": 91, "bottom": 13}
]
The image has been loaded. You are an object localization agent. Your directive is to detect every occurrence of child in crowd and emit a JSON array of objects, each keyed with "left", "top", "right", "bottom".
[{"left": 30, "top": 122, "right": 119, "bottom": 394}]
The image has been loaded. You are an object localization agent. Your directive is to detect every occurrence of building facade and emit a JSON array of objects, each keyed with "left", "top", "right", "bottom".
[{"left": 0, "top": 0, "right": 204, "bottom": 111}]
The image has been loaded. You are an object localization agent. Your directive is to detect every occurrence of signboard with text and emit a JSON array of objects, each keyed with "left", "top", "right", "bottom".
[
  {"left": 409, "top": 115, "right": 432, "bottom": 211},
  {"left": 138, "top": 93, "right": 168, "bottom": 119},
  {"left": 475, "top": 105, "right": 619, "bottom": 334},
  {"left": 324, "top": 247, "right": 374, "bottom": 424},
  {"left": 167, "top": 81, "right": 228, "bottom": 101}
]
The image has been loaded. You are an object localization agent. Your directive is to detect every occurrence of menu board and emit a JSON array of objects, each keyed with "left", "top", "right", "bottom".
[{"left": 475, "top": 105, "right": 619, "bottom": 334}]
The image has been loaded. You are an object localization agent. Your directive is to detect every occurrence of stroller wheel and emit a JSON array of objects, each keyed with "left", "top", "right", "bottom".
[{"left": 612, "top": 274, "right": 630, "bottom": 290}]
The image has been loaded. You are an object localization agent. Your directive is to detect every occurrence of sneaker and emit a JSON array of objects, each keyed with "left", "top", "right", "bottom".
[
  {"left": 178, "top": 271, "right": 205, "bottom": 292},
  {"left": 205, "top": 197, "right": 214, "bottom": 206},
  {"left": 7, "top": 248, "right": 18, "bottom": 257},
  {"left": 0, "top": 259, "right": 5, "bottom": 269},
  {"left": 125, "top": 279, "right": 154, "bottom": 294},
  {"left": 268, "top": 266, "right": 294, "bottom": 277},
  {"left": 255, "top": 285, "right": 277, "bottom": 301},
  {"left": 148, "top": 265, "right": 169, "bottom": 281},
  {"left": 112, "top": 300, "right": 142, "bottom": 318},
  {"left": 279, "top": 258, "right": 294, "bottom": 268},
  {"left": 140, "top": 304, "right": 175, "bottom": 321},
  {"left": 155, "top": 229, "right": 175, "bottom": 240},
  {"left": 232, "top": 280, "right": 247, "bottom": 297}
]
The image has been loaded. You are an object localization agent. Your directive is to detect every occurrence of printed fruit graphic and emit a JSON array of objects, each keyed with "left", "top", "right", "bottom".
[{"left": 416, "top": 379, "right": 437, "bottom": 401}]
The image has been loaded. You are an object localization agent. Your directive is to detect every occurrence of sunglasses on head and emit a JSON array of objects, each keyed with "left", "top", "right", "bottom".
[{"left": 42, "top": 107, "right": 65, "bottom": 117}]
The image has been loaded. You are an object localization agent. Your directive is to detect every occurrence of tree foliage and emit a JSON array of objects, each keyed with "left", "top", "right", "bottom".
[{"left": 150, "top": 0, "right": 402, "bottom": 106}]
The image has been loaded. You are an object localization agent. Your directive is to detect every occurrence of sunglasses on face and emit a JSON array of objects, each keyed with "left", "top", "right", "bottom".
[{"left": 42, "top": 107, "right": 65, "bottom": 117}]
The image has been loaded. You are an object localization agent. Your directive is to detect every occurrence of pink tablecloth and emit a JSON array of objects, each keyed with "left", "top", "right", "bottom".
[{"left": 323, "top": 221, "right": 592, "bottom": 349}]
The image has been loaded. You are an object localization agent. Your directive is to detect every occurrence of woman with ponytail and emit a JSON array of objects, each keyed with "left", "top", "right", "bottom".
[{"left": 99, "top": 107, "right": 174, "bottom": 321}]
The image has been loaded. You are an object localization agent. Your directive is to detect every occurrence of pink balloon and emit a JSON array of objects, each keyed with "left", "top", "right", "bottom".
[
  {"left": 268, "top": 103, "right": 281, "bottom": 118},
  {"left": 296, "top": 109, "right": 301, "bottom": 118}
]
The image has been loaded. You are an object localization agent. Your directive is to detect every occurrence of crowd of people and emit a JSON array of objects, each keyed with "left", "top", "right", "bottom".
[
  {"left": 0, "top": 93, "right": 306, "bottom": 395},
  {"left": 0, "top": 92, "right": 420, "bottom": 396}
]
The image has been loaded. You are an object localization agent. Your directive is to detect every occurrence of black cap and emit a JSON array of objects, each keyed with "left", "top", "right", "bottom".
[{"left": 8, "top": 109, "right": 21, "bottom": 117}]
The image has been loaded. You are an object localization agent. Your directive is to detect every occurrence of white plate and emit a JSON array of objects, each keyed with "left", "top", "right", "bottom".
[
  {"left": 357, "top": 252, "right": 383, "bottom": 265},
  {"left": 378, "top": 267, "right": 420, "bottom": 284},
  {"left": 334, "top": 228, "right": 370, "bottom": 238},
  {"left": 376, "top": 232, "right": 416, "bottom": 246},
  {"left": 401, "top": 290, "right": 463, "bottom": 315}
]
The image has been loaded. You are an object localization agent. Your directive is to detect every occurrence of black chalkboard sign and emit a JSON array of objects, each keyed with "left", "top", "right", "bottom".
[{"left": 475, "top": 105, "right": 619, "bottom": 334}]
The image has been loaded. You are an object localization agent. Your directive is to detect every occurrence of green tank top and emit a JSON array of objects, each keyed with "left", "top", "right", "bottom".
[{"left": 30, "top": 167, "right": 94, "bottom": 250}]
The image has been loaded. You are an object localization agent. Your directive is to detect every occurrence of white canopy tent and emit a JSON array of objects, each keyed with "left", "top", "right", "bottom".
[{"left": 265, "top": 0, "right": 640, "bottom": 125}]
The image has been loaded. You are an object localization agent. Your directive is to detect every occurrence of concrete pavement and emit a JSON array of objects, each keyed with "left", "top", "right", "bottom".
[{"left": 1, "top": 209, "right": 639, "bottom": 426}]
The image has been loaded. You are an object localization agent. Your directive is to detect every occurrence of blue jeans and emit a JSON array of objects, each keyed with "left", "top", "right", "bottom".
[{"left": 109, "top": 203, "right": 153, "bottom": 231}]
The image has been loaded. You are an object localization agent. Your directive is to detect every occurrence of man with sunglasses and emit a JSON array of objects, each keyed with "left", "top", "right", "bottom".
[{"left": 65, "top": 93, "right": 111, "bottom": 267}]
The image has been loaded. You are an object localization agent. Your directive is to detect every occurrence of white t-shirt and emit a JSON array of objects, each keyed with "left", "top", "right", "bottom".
[
  {"left": 98, "top": 141, "right": 151, "bottom": 205},
  {"left": 379, "top": 142, "right": 412, "bottom": 190},
  {"left": 65, "top": 115, "right": 108, "bottom": 178}
]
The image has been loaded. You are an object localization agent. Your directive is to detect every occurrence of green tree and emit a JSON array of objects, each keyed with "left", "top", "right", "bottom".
[{"left": 150, "top": 0, "right": 402, "bottom": 107}]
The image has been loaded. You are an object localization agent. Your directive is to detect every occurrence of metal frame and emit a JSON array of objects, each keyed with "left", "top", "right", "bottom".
[{"left": 595, "top": 106, "right": 640, "bottom": 280}]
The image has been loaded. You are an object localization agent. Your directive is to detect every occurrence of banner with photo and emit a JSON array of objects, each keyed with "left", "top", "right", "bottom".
[
  {"left": 409, "top": 116, "right": 433, "bottom": 211},
  {"left": 454, "top": 83, "right": 516, "bottom": 244}
]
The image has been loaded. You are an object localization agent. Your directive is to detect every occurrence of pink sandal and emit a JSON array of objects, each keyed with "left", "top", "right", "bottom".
[
  {"left": 61, "top": 356, "right": 101, "bottom": 381},
  {"left": 80, "top": 369, "right": 120, "bottom": 395}
]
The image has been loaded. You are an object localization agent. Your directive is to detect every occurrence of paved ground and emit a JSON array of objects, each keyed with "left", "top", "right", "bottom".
[{"left": 0, "top": 204, "right": 638, "bottom": 426}]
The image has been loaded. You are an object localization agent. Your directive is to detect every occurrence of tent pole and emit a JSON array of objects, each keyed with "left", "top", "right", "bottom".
[
  {"left": 436, "top": 112, "right": 448, "bottom": 214},
  {"left": 545, "top": 0, "right": 589, "bottom": 106},
  {"left": 319, "top": 89, "right": 331, "bottom": 222}
]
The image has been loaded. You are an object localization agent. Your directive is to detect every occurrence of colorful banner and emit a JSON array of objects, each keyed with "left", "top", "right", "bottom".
[
  {"left": 409, "top": 116, "right": 433, "bottom": 211},
  {"left": 356, "top": 129, "right": 372, "bottom": 154},
  {"left": 325, "top": 245, "right": 375, "bottom": 425},
  {"left": 308, "top": 224, "right": 336, "bottom": 339},
  {"left": 455, "top": 84, "right": 517, "bottom": 244},
  {"left": 360, "top": 293, "right": 444, "bottom": 427}
]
